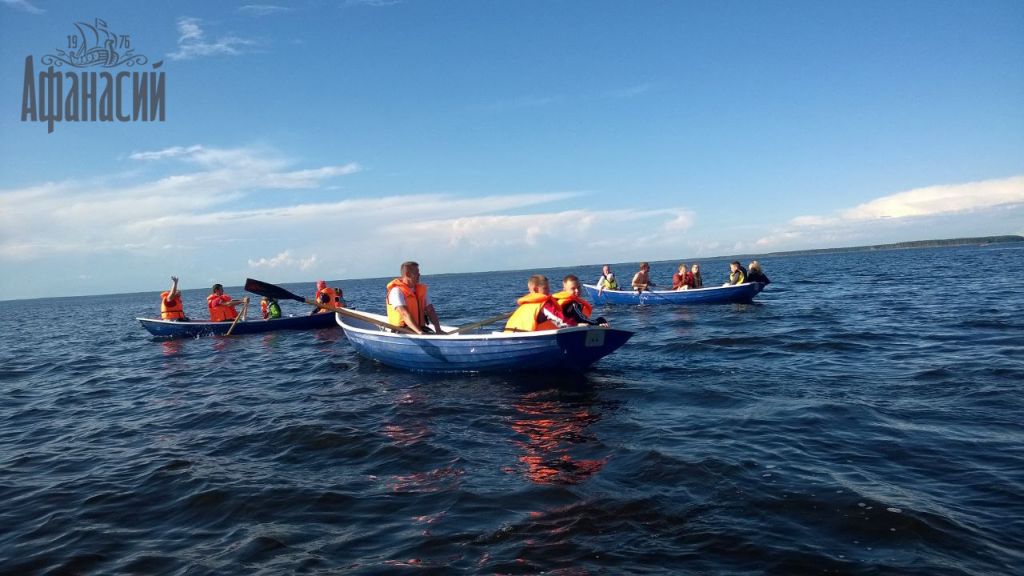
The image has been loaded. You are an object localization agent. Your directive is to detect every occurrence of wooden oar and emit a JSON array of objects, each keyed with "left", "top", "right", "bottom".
[
  {"left": 450, "top": 312, "right": 513, "bottom": 335},
  {"left": 244, "top": 278, "right": 415, "bottom": 334},
  {"left": 225, "top": 297, "right": 250, "bottom": 336}
]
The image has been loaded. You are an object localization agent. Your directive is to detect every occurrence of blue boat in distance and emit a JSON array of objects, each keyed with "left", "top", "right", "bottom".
[
  {"left": 582, "top": 282, "right": 764, "bottom": 305},
  {"left": 137, "top": 312, "right": 338, "bottom": 338},
  {"left": 337, "top": 311, "right": 633, "bottom": 374}
]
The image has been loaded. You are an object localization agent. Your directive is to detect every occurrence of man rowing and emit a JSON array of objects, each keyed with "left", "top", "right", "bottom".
[
  {"left": 505, "top": 274, "right": 570, "bottom": 332},
  {"left": 386, "top": 261, "right": 445, "bottom": 334}
]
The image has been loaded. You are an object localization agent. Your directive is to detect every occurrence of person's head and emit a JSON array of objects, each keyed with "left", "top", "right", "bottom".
[
  {"left": 730, "top": 261, "right": 741, "bottom": 272},
  {"left": 562, "top": 274, "right": 580, "bottom": 294},
  {"left": 678, "top": 263, "right": 688, "bottom": 273},
  {"left": 748, "top": 260, "right": 761, "bottom": 273},
  {"left": 602, "top": 264, "right": 612, "bottom": 275},
  {"left": 211, "top": 283, "right": 223, "bottom": 294},
  {"left": 528, "top": 274, "right": 550, "bottom": 294},
  {"left": 691, "top": 263, "right": 700, "bottom": 274},
  {"left": 639, "top": 262, "right": 649, "bottom": 271},
  {"left": 316, "top": 280, "right": 327, "bottom": 291},
  {"left": 261, "top": 297, "right": 268, "bottom": 304},
  {"left": 400, "top": 261, "right": 421, "bottom": 283}
]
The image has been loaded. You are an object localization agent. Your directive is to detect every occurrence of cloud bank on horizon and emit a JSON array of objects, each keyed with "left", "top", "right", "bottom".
[{"left": 1, "top": 143, "right": 1021, "bottom": 299}]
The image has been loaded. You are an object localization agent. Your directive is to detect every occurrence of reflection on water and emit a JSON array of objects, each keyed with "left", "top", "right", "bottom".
[{"left": 509, "top": 391, "right": 606, "bottom": 485}]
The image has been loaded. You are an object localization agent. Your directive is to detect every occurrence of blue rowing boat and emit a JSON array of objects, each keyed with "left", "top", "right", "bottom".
[
  {"left": 336, "top": 311, "right": 633, "bottom": 373},
  {"left": 137, "top": 312, "right": 338, "bottom": 338},
  {"left": 582, "top": 282, "right": 764, "bottom": 305}
]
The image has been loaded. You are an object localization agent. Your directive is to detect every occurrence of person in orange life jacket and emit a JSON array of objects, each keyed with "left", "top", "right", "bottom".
[
  {"left": 553, "top": 274, "right": 608, "bottom": 327},
  {"left": 504, "top": 275, "right": 570, "bottom": 332},
  {"left": 311, "top": 280, "right": 345, "bottom": 315},
  {"left": 386, "top": 261, "right": 444, "bottom": 334},
  {"left": 631, "top": 262, "right": 656, "bottom": 292},
  {"left": 725, "top": 261, "right": 747, "bottom": 286},
  {"left": 207, "top": 283, "right": 244, "bottom": 322},
  {"left": 160, "top": 275, "right": 189, "bottom": 321}
]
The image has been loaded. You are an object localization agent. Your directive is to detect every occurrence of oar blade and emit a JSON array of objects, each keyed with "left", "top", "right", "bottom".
[{"left": 244, "top": 278, "right": 304, "bottom": 302}]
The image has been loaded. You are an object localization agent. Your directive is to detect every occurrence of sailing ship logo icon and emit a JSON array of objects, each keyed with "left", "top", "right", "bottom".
[{"left": 41, "top": 18, "right": 153, "bottom": 68}]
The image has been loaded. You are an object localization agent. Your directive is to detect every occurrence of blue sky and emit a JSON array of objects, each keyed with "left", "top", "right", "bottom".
[{"left": 1, "top": 0, "right": 1022, "bottom": 300}]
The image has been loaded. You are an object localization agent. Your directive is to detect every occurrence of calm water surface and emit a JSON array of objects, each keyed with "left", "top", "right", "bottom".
[{"left": 1, "top": 246, "right": 1022, "bottom": 575}]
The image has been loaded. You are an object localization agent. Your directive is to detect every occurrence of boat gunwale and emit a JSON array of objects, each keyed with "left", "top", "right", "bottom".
[{"left": 336, "top": 311, "right": 631, "bottom": 341}]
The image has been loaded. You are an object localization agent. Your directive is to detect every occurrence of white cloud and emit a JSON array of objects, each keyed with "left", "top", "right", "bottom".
[
  {"left": 602, "top": 83, "right": 652, "bottom": 100},
  {"left": 239, "top": 4, "right": 291, "bottom": 16},
  {"left": 168, "top": 17, "right": 256, "bottom": 60},
  {"left": 839, "top": 176, "right": 1024, "bottom": 220},
  {"left": 755, "top": 175, "right": 1024, "bottom": 250},
  {"left": 0, "top": 146, "right": 359, "bottom": 261},
  {"left": 0, "top": 142, "right": 704, "bottom": 300},
  {"left": 248, "top": 250, "right": 317, "bottom": 270},
  {"left": 1, "top": 0, "right": 43, "bottom": 14}
]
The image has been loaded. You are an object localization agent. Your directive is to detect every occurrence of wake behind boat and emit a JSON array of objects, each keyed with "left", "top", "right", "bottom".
[
  {"left": 582, "top": 282, "right": 764, "bottom": 305},
  {"left": 337, "top": 311, "right": 633, "bottom": 374},
  {"left": 137, "top": 312, "right": 338, "bottom": 338}
]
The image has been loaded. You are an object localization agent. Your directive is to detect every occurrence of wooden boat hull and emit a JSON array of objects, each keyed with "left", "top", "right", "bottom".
[
  {"left": 137, "top": 312, "right": 338, "bottom": 338},
  {"left": 337, "top": 312, "right": 633, "bottom": 374},
  {"left": 582, "top": 282, "right": 763, "bottom": 305}
]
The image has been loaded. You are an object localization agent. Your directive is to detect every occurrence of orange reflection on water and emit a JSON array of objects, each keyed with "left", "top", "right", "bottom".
[
  {"left": 160, "top": 339, "right": 183, "bottom": 357},
  {"left": 510, "top": 398, "right": 606, "bottom": 485}
]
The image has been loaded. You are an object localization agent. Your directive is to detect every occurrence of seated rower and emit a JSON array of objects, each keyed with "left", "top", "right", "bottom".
[
  {"left": 725, "top": 261, "right": 747, "bottom": 286},
  {"left": 746, "top": 260, "right": 771, "bottom": 285},
  {"left": 207, "top": 283, "right": 244, "bottom": 322},
  {"left": 311, "top": 280, "right": 345, "bottom": 314},
  {"left": 691, "top": 263, "right": 704, "bottom": 288},
  {"left": 261, "top": 297, "right": 282, "bottom": 319},
  {"left": 160, "top": 275, "right": 189, "bottom": 321},
  {"left": 632, "top": 262, "right": 655, "bottom": 292},
  {"left": 672, "top": 264, "right": 695, "bottom": 291},
  {"left": 505, "top": 275, "right": 570, "bottom": 332},
  {"left": 553, "top": 275, "right": 608, "bottom": 327},
  {"left": 596, "top": 264, "right": 618, "bottom": 294},
  {"left": 386, "top": 261, "right": 444, "bottom": 335}
]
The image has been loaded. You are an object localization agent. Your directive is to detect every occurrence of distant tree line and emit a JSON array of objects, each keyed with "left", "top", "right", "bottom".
[{"left": 759, "top": 235, "right": 1023, "bottom": 257}]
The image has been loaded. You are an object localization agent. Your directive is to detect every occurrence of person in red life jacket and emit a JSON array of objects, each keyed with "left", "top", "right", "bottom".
[
  {"left": 553, "top": 274, "right": 608, "bottom": 327},
  {"left": 160, "top": 275, "right": 189, "bottom": 321},
  {"left": 691, "top": 263, "right": 704, "bottom": 288},
  {"left": 672, "top": 263, "right": 696, "bottom": 291},
  {"left": 504, "top": 274, "right": 570, "bottom": 332},
  {"left": 386, "top": 261, "right": 444, "bottom": 334},
  {"left": 207, "top": 283, "right": 244, "bottom": 322},
  {"left": 311, "top": 280, "right": 346, "bottom": 315}
]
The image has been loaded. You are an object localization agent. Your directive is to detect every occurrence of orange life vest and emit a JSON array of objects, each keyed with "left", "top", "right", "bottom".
[
  {"left": 207, "top": 293, "right": 238, "bottom": 322},
  {"left": 504, "top": 293, "right": 559, "bottom": 332},
  {"left": 160, "top": 291, "right": 185, "bottom": 320},
  {"left": 260, "top": 299, "right": 269, "bottom": 319},
  {"left": 552, "top": 290, "right": 593, "bottom": 319},
  {"left": 385, "top": 279, "right": 428, "bottom": 328},
  {"left": 314, "top": 286, "right": 343, "bottom": 313}
]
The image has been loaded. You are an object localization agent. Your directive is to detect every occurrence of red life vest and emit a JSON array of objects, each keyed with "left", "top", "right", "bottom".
[
  {"left": 505, "top": 293, "right": 560, "bottom": 332},
  {"left": 160, "top": 291, "right": 185, "bottom": 320},
  {"left": 385, "top": 279, "right": 428, "bottom": 328},
  {"left": 207, "top": 293, "right": 238, "bottom": 322},
  {"left": 314, "top": 286, "right": 344, "bottom": 313},
  {"left": 551, "top": 290, "right": 593, "bottom": 318}
]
